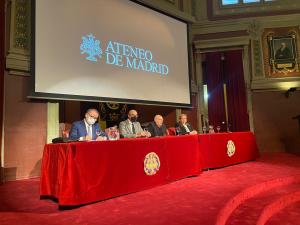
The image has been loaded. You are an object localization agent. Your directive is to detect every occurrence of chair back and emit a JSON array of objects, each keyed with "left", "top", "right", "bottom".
[
  {"left": 59, "top": 123, "right": 72, "bottom": 138},
  {"left": 167, "top": 127, "right": 176, "bottom": 136}
]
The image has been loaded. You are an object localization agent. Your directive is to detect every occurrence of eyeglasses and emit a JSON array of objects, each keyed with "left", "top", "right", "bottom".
[{"left": 88, "top": 113, "right": 98, "bottom": 119}]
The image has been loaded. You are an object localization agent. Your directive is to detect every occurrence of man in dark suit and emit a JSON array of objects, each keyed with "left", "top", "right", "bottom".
[
  {"left": 69, "top": 108, "right": 107, "bottom": 141},
  {"left": 147, "top": 115, "right": 168, "bottom": 137},
  {"left": 175, "top": 113, "right": 197, "bottom": 135},
  {"left": 275, "top": 42, "right": 292, "bottom": 59}
]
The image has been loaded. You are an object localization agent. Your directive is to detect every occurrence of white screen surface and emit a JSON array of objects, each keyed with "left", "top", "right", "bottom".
[{"left": 33, "top": 0, "right": 191, "bottom": 106}]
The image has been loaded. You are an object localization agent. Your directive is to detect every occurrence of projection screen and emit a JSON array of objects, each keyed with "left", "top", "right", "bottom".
[{"left": 30, "top": 0, "right": 191, "bottom": 107}]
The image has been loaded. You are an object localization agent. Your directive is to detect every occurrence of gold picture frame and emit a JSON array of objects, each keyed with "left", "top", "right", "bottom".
[{"left": 262, "top": 26, "right": 300, "bottom": 77}]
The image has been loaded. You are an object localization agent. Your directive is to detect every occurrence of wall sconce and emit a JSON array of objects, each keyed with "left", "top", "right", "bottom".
[{"left": 285, "top": 87, "right": 297, "bottom": 98}]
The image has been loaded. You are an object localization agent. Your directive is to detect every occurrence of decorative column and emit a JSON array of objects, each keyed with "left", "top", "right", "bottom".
[
  {"left": 47, "top": 103, "right": 59, "bottom": 144},
  {"left": 175, "top": 108, "right": 182, "bottom": 122},
  {"left": 242, "top": 45, "right": 255, "bottom": 132},
  {"left": 194, "top": 49, "right": 205, "bottom": 132},
  {"left": 246, "top": 20, "right": 263, "bottom": 132},
  {"left": 6, "top": 0, "right": 30, "bottom": 75},
  {"left": 248, "top": 20, "right": 264, "bottom": 80},
  {"left": 0, "top": 0, "right": 6, "bottom": 182}
]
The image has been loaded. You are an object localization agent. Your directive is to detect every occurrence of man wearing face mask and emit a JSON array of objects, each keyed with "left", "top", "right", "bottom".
[
  {"left": 69, "top": 108, "right": 107, "bottom": 141},
  {"left": 119, "top": 109, "right": 151, "bottom": 138}
]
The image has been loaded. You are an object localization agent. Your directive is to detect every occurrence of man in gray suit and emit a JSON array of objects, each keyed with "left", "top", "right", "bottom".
[{"left": 119, "top": 109, "right": 151, "bottom": 138}]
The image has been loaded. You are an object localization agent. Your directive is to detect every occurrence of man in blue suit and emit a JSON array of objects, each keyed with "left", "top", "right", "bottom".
[{"left": 69, "top": 108, "right": 107, "bottom": 141}]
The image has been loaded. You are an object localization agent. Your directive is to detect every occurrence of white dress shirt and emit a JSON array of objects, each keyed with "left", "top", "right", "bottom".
[
  {"left": 78, "top": 120, "right": 93, "bottom": 140},
  {"left": 183, "top": 124, "right": 191, "bottom": 133}
]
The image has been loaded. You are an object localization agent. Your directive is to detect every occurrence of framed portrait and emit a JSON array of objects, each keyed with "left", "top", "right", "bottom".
[{"left": 262, "top": 27, "right": 300, "bottom": 77}]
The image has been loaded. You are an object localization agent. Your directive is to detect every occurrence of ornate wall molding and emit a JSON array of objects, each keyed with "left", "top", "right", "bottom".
[
  {"left": 247, "top": 20, "right": 262, "bottom": 41},
  {"left": 251, "top": 77, "right": 300, "bottom": 90},
  {"left": 251, "top": 39, "right": 264, "bottom": 79},
  {"left": 192, "top": 13, "right": 300, "bottom": 91},
  {"left": 211, "top": 0, "right": 300, "bottom": 17},
  {"left": 194, "top": 36, "right": 250, "bottom": 50},
  {"left": 192, "top": 14, "right": 300, "bottom": 35},
  {"left": 136, "top": 0, "right": 195, "bottom": 22},
  {"left": 6, "top": 0, "right": 30, "bottom": 75}
]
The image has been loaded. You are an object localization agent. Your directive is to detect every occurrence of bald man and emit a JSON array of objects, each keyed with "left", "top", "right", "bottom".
[
  {"left": 69, "top": 108, "right": 107, "bottom": 141},
  {"left": 119, "top": 110, "right": 151, "bottom": 138},
  {"left": 147, "top": 115, "right": 168, "bottom": 137}
]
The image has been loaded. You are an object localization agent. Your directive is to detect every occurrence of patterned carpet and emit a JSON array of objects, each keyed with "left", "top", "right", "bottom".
[{"left": 0, "top": 152, "right": 300, "bottom": 225}]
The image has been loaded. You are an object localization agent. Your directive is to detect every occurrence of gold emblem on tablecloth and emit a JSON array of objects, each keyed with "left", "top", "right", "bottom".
[
  {"left": 144, "top": 152, "right": 160, "bottom": 176},
  {"left": 227, "top": 140, "right": 236, "bottom": 157}
]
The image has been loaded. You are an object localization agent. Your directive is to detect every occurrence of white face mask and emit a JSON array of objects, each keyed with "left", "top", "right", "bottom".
[{"left": 85, "top": 116, "right": 97, "bottom": 125}]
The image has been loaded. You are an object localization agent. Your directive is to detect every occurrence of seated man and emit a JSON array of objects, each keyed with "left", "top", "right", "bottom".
[
  {"left": 147, "top": 115, "right": 168, "bottom": 137},
  {"left": 119, "top": 109, "right": 151, "bottom": 138},
  {"left": 175, "top": 113, "right": 198, "bottom": 135},
  {"left": 69, "top": 108, "right": 107, "bottom": 141}
]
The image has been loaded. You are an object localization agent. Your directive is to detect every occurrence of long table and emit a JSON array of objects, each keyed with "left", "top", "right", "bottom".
[
  {"left": 40, "top": 135, "right": 201, "bottom": 206},
  {"left": 40, "top": 132, "right": 258, "bottom": 206},
  {"left": 198, "top": 132, "right": 259, "bottom": 169}
]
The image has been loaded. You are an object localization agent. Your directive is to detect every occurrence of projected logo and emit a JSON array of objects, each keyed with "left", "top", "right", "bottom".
[
  {"left": 80, "top": 33, "right": 169, "bottom": 75},
  {"left": 80, "top": 34, "right": 103, "bottom": 62}
]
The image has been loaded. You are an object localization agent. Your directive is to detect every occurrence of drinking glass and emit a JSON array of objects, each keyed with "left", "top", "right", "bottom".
[
  {"left": 208, "top": 125, "right": 215, "bottom": 134},
  {"left": 176, "top": 127, "right": 181, "bottom": 136},
  {"left": 96, "top": 129, "right": 101, "bottom": 136}
]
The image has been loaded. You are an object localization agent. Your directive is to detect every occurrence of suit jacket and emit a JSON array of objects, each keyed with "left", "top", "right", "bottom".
[
  {"left": 69, "top": 120, "right": 106, "bottom": 140},
  {"left": 147, "top": 122, "right": 167, "bottom": 137},
  {"left": 175, "top": 122, "right": 194, "bottom": 135},
  {"left": 119, "top": 119, "right": 143, "bottom": 138}
]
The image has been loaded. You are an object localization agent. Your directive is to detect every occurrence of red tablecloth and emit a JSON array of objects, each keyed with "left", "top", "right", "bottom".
[
  {"left": 40, "top": 135, "right": 201, "bottom": 206},
  {"left": 198, "top": 132, "right": 259, "bottom": 169}
]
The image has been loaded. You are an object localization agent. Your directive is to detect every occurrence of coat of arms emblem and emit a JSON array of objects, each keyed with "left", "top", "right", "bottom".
[
  {"left": 227, "top": 140, "right": 236, "bottom": 157},
  {"left": 144, "top": 152, "right": 160, "bottom": 176}
]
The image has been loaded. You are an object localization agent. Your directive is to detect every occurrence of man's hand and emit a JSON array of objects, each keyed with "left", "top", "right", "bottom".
[
  {"left": 96, "top": 136, "right": 107, "bottom": 141},
  {"left": 85, "top": 135, "right": 92, "bottom": 141},
  {"left": 136, "top": 131, "right": 151, "bottom": 138},
  {"left": 145, "top": 131, "right": 151, "bottom": 137},
  {"left": 190, "top": 130, "right": 198, "bottom": 135}
]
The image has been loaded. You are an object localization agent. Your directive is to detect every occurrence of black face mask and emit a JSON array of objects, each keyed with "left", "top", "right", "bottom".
[{"left": 130, "top": 116, "right": 137, "bottom": 122}]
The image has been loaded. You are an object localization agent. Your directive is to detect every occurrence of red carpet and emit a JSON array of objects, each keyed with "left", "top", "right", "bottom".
[{"left": 0, "top": 152, "right": 300, "bottom": 225}]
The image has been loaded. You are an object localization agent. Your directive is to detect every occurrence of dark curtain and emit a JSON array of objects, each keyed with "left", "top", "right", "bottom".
[
  {"left": 224, "top": 50, "right": 250, "bottom": 132},
  {"left": 206, "top": 52, "right": 227, "bottom": 130},
  {"left": 205, "top": 50, "right": 250, "bottom": 132}
]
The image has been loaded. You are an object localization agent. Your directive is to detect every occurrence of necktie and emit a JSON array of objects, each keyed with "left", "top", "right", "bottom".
[
  {"left": 88, "top": 125, "right": 93, "bottom": 137},
  {"left": 132, "top": 123, "right": 136, "bottom": 134}
]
